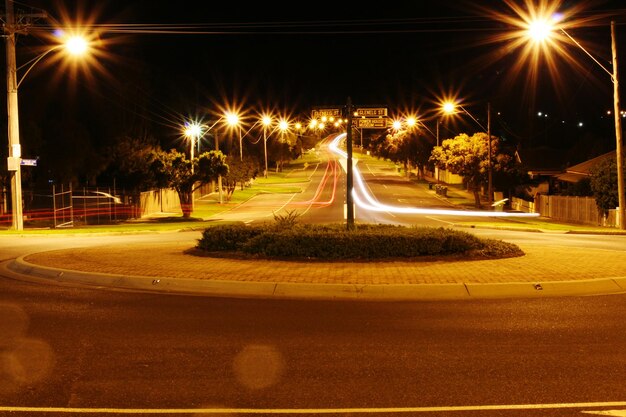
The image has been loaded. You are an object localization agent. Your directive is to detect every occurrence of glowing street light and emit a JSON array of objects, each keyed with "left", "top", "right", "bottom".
[
  {"left": 4, "top": 3, "right": 92, "bottom": 230},
  {"left": 442, "top": 101, "right": 456, "bottom": 115},
  {"left": 527, "top": 19, "right": 554, "bottom": 43},
  {"left": 65, "top": 35, "right": 89, "bottom": 56},
  {"left": 278, "top": 119, "right": 289, "bottom": 132}
]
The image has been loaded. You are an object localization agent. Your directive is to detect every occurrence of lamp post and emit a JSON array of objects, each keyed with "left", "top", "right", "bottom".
[
  {"left": 183, "top": 122, "right": 203, "bottom": 174},
  {"left": 527, "top": 18, "right": 625, "bottom": 229},
  {"left": 225, "top": 111, "right": 243, "bottom": 161},
  {"left": 4, "top": 1, "right": 89, "bottom": 230},
  {"left": 261, "top": 115, "right": 272, "bottom": 178},
  {"left": 211, "top": 117, "right": 225, "bottom": 204},
  {"left": 182, "top": 121, "right": 203, "bottom": 214},
  {"left": 442, "top": 101, "right": 493, "bottom": 205},
  {"left": 435, "top": 103, "right": 457, "bottom": 182},
  {"left": 277, "top": 118, "right": 289, "bottom": 172}
]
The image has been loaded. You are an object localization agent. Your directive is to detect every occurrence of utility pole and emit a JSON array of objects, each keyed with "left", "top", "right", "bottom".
[
  {"left": 4, "top": 0, "right": 23, "bottom": 230},
  {"left": 611, "top": 21, "right": 625, "bottom": 230},
  {"left": 346, "top": 97, "right": 354, "bottom": 230},
  {"left": 3, "top": 0, "right": 46, "bottom": 230}
]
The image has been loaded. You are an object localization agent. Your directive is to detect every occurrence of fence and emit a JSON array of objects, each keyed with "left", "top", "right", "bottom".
[
  {"left": 511, "top": 195, "right": 619, "bottom": 228},
  {"left": 52, "top": 184, "right": 74, "bottom": 228},
  {"left": 0, "top": 184, "right": 136, "bottom": 228},
  {"left": 0, "top": 183, "right": 212, "bottom": 228},
  {"left": 137, "top": 182, "right": 219, "bottom": 218},
  {"left": 139, "top": 189, "right": 181, "bottom": 217}
]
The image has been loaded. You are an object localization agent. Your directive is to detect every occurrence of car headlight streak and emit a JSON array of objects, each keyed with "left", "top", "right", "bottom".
[{"left": 329, "top": 133, "right": 540, "bottom": 218}]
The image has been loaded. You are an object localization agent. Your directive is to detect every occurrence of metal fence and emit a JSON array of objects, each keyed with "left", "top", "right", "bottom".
[{"left": 0, "top": 184, "right": 136, "bottom": 228}]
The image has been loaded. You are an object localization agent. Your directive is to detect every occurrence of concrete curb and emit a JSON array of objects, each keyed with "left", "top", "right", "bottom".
[{"left": 6, "top": 256, "right": 626, "bottom": 301}]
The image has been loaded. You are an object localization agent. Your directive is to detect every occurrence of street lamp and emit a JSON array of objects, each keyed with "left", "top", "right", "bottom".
[
  {"left": 182, "top": 121, "right": 203, "bottom": 214},
  {"left": 225, "top": 112, "right": 243, "bottom": 161},
  {"left": 441, "top": 101, "right": 494, "bottom": 205},
  {"left": 261, "top": 115, "right": 272, "bottom": 178},
  {"left": 183, "top": 121, "right": 203, "bottom": 173},
  {"left": 525, "top": 17, "right": 625, "bottom": 229},
  {"left": 433, "top": 102, "right": 460, "bottom": 183},
  {"left": 4, "top": 3, "right": 90, "bottom": 230}
]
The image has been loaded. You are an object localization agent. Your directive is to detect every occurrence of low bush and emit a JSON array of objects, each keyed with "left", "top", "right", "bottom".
[
  {"left": 196, "top": 223, "right": 523, "bottom": 261},
  {"left": 196, "top": 223, "right": 265, "bottom": 252}
]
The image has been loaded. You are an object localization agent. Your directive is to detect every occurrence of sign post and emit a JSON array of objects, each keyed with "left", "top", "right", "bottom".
[
  {"left": 310, "top": 104, "right": 388, "bottom": 229},
  {"left": 346, "top": 98, "right": 354, "bottom": 230}
]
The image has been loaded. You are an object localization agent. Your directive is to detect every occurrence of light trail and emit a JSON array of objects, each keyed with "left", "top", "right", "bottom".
[
  {"left": 292, "top": 159, "right": 339, "bottom": 208},
  {"left": 328, "top": 133, "right": 540, "bottom": 218}
]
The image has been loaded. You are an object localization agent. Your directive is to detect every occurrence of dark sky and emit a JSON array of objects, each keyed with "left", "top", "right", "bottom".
[{"left": 9, "top": 0, "right": 626, "bottom": 150}]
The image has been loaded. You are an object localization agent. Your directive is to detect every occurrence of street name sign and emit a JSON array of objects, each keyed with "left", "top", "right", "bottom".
[
  {"left": 355, "top": 107, "right": 388, "bottom": 117},
  {"left": 311, "top": 108, "right": 341, "bottom": 119},
  {"left": 354, "top": 118, "right": 388, "bottom": 129},
  {"left": 20, "top": 158, "right": 38, "bottom": 166}
]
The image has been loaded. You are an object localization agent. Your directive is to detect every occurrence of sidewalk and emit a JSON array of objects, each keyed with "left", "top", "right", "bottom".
[{"left": 6, "top": 235, "right": 626, "bottom": 301}]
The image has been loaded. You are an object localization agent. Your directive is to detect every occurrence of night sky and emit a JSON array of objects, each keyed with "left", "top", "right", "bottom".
[{"left": 6, "top": 0, "right": 626, "bottom": 176}]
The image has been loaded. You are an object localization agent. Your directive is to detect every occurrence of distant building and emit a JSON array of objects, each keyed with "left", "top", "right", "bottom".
[
  {"left": 515, "top": 146, "right": 570, "bottom": 195},
  {"left": 555, "top": 150, "right": 615, "bottom": 185}
]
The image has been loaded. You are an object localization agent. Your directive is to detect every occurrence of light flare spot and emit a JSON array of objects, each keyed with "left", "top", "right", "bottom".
[
  {"left": 233, "top": 344, "right": 284, "bottom": 390},
  {"left": 0, "top": 303, "right": 28, "bottom": 347},
  {"left": 1, "top": 338, "right": 55, "bottom": 392}
]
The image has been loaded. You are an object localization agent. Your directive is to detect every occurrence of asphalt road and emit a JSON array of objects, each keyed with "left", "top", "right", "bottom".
[{"left": 1, "top": 274, "right": 626, "bottom": 416}]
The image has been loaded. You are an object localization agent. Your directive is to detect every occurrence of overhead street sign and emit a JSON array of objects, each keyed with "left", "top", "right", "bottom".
[
  {"left": 354, "top": 118, "right": 388, "bottom": 129},
  {"left": 355, "top": 107, "right": 387, "bottom": 117},
  {"left": 311, "top": 108, "right": 341, "bottom": 119}
]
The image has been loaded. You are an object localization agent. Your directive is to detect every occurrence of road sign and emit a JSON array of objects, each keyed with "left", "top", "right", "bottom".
[
  {"left": 353, "top": 118, "right": 388, "bottom": 129},
  {"left": 20, "top": 158, "right": 38, "bottom": 166},
  {"left": 355, "top": 107, "right": 388, "bottom": 117},
  {"left": 311, "top": 108, "right": 341, "bottom": 120}
]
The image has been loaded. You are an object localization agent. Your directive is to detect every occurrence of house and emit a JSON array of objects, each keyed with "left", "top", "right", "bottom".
[
  {"left": 555, "top": 150, "right": 615, "bottom": 185},
  {"left": 515, "top": 146, "right": 570, "bottom": 195}
]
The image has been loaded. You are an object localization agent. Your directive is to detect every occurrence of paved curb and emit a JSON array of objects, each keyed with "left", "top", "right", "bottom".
[{"left": 6, "top": 255, "right": 626, "bottom": 301}]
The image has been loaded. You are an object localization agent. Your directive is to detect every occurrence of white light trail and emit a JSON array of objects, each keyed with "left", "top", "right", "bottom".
[{"left": 328, "top": 133, "right": 539, "bottom": 218}]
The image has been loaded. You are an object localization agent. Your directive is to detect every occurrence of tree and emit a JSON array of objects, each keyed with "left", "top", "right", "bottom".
[
  {"left": 590, "top": 157, "right": 625, "bottom": 215},
  {"left": 100, "top": 134, "right": 161, "bottom": 209},
  {"left": 221, "top": 155, "right": 259, "bottom": 201},
  {"left": 373, "top": 129, "right": 432, "bottom": 178},
  {"left": 150, "top": 149, "right": 228, "bottom": 218},
  {"left": 430, "top": 132, "right": 510, "bottom": 208},
  {"left": 267, "top": 134, "right": 296, "bottom": 172}
]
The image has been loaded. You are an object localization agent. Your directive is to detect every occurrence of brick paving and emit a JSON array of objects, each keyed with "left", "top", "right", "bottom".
[{"left": 23, "top": 241, "right": 626, "bottom": 285}]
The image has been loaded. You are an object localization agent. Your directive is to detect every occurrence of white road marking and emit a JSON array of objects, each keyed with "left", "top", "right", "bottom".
[
  {"left": 2, "top": 402, "right": 626, "bottom": 414},
  {"left": 426, "top": 216, "right": 455, "bottom": 225},
  {"left": 582, "top": 410, "right": 626, "bottom": 416}
]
